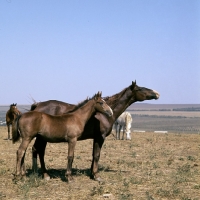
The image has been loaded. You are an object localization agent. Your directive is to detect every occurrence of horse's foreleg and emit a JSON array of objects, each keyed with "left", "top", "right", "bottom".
[
  {"left": 116, "top": 124, "right": 120, "bottom": 140},
  {"left": 65, "top": 139, "right": 76, "bottom": 182},
  {"left": 115, "top": 123, "right": 118, "bottom": 139},
  {"left": 122, "top": 126, "right": 125, "bottom": 140},
  {"left": 7, "top": 124, "right": 10, "bottom": 140},
  {"left": 119, "top": 125, "right": 122, "bottom": 140},
  {"left": 91, "top": 136, "right": 104, "bottom": 182}
]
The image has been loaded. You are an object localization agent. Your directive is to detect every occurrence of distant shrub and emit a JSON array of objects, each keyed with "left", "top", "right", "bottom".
[{"left": 173, "top": 107, "right": 200, "bottom": 111}]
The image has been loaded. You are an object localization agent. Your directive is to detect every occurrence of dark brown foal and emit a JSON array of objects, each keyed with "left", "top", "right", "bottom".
[{"left": 6, "top": 103, "right": 21, "bottom": 140}]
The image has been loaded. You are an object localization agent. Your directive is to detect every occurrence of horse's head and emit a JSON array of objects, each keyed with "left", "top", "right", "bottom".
[
  {"left": 131, "top": 81, "right": 160, "bottom": 102},
  {"left": 94, "top": 92, "right": 113, "bottom": 117},
  {"left": 10, "top": 103, "right": 21, "bottom": 116}
]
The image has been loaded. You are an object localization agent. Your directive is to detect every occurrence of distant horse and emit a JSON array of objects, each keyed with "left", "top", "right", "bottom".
[
  {"left": 115, "top": 111, "right": 132, "bottom": 140},
  {"left": 12, "top": 92, "right": 113, "bottom": 182},
  {"left": 30, "top": 81, "right": 160, "bottom": 181},
  {"left": 6, "top": 103, "right": 21, "bottom": 140}
]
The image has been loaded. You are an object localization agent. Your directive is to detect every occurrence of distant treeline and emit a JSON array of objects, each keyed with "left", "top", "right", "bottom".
[
  {"left": 128, "top": 108, "right": 200, "bottom": 112},
  {"left": 128, "top": 109, "right": 171, "bottom": 111},
  {"left": 172, "top": 107, "right": 200, "bottom": 111},
  {"left": 131, "top": 114, "right": 188, "bottom": 118}
]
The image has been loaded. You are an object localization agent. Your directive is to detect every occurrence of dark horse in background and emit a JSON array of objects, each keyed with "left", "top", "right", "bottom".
[
  {"left": 6, "top": 103, "right": 21, "bottom": 140},
  {"left": 31, "top": 81, "right": 160, "bottom": 181},
  {"left": 12, "top": 92, "right": 113, "bottom": 182}
]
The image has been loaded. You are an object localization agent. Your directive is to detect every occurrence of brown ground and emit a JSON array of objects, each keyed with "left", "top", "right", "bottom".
[{"left": 0, "top": 126, "right": 199, "bottom": 200}]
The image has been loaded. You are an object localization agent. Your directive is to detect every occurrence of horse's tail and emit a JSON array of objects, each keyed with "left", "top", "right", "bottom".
[
  {"left": 30, "top": 102, "right": 39, "bottom": 111},
  {"left": 12, "top": 115, "right": 21, "bottom": 144}
]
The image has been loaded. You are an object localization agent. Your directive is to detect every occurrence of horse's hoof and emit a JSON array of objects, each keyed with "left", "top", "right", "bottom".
[
  {"left": 94, "top": 177, "right": 104, "bottom": 183},
  {"left": 44, "top": 176, "right": 50, "bottom": 181},
  {"left": 67, "top": 176, "right": 74, "bottom": 183},
  {"left": 43, "top": 174, "right": 50, "bottom": 181},
  {"left": 12, "top": 174, "right": 22, "bottom": 182}
]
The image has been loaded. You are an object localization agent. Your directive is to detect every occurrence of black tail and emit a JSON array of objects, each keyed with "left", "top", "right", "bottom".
[
  {"left": 12, "top": 115, "right": 21, "bottom": 144},
  {"left": 30, "top": 102, "right": 38, "bottom": 111}
]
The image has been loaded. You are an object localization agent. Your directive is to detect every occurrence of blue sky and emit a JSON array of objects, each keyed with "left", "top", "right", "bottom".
[{"left": 1, "top": 0, "right": 199, "bottom": 105}]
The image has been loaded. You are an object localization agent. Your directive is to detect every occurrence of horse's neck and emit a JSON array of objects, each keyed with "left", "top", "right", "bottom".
[
  {"left": 8, "top": 109, "right": 14, "bottom": 117},
  {"left": 73, "top": 100, "right": 95, "bottom": 125},
  {"left": 110, "top": 88, "right": 134, "bottom": 120},
  {"left": 6, "top": 109, "right": 15, "bottom": 121}
]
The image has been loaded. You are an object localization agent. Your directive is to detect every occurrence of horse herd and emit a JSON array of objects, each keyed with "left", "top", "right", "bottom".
[{"left": 5, "top": 81, "right": 159, "bottom": 182}]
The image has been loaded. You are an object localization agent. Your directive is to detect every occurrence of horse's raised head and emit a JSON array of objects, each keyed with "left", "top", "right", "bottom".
[
  {"left": 10, "top": 103, "right": 21, "bottom": 116},
  {"left": 131, "top": 80, "right": 160, "bottom": 102},
  {"left": 94, "top": 91, "right": 113, "bottom": 117}
]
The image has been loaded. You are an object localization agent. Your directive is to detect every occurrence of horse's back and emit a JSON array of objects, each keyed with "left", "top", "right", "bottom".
[
  {"left": 31, "top": 100, "right": 75, "bottom": 115},
  {"left": 19, "top": 111, "right": 43, "bottom": 127},
  {"left": 116, "top": 111, "right": 129, "bottom": 125},
  {"left": 19, "top": 111, "right": 73, "bottom": 136}
]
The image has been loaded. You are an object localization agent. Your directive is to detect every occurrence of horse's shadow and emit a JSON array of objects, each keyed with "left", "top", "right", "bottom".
[
  {"left": 26, "top": 168, "right": 92, "bottom": 182},
  {"left": 26, "top": 167, "right": 119, "bottom": 182}
]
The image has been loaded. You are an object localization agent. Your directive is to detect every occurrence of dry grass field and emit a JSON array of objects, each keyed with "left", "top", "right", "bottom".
[{"left": 0, "top": 126, "right": 200, "bottom": 200}]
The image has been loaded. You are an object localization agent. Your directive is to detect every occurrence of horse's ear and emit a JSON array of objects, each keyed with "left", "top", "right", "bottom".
[
  {"left": 96, "top": 91, "right": 101, "bottom": 97},
  {"left": 131, "top": 80, "right": 136, "bottom": 89},
  {"left": 94, "top": 93, "right": 98, "bottom": 100}
]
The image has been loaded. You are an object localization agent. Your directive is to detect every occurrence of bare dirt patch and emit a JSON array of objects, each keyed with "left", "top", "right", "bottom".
[{"left": 0, "top": 126, "right": 200, "bottom": 199}]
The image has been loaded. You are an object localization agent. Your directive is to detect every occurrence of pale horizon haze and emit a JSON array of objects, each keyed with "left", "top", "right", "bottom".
[{"left": 1, "top": 0, "right": 200, "bottom": 105}]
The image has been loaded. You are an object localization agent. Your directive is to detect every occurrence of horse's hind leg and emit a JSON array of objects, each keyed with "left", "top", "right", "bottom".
[
  {"left": 32, "top": 137, "right": 41, "bottom": 172},
  {"left": 33, "top": 137, "right": 49, "bottom": 180},
  {"left": 38, "top": 140, "right": 49, "bottom": 180},
  {"left": 32, "top": 145, "right": 38, "bottom": 173},
  {"left": 15, "top": 138, "right": 31, "bottom": 178}
]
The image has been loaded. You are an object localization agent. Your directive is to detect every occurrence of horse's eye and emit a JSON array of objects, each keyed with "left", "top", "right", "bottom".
[{"left": 98, "top": 102, "right": 103, "bottom": 105}]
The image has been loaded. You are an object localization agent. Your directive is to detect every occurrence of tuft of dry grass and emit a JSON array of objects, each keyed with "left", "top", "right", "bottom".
[{"left": 0, "top": 126, "right": 200, "bottom": 199}]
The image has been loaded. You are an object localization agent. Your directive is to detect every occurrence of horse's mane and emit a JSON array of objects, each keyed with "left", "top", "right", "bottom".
[
  {"left": 65, "top": 94, "right": 96, "bottom": 113},
  {"left": 103, "top": 86, "right": 130, "bottom": 109}
]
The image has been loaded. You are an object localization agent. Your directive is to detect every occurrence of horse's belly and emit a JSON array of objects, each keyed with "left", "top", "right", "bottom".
[{"left": 38, "top": 130, "right": 68, "bottom": 143}]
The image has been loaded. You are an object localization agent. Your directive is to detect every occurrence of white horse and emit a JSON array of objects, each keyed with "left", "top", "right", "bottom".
[{"left": 115, "top": 111, "right": 132, "bottom": 140}]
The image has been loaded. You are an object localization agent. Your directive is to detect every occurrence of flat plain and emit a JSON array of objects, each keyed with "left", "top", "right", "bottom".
[{"left": 0, "top": 104, "right": 200, "bottom": 199}]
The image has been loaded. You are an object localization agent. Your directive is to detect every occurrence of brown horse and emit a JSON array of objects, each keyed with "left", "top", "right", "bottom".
[
  {"left": 6, "top": 103, "right": 21, "bottom": 140},
  {"left": 31, "top": 81, "right": 160, "bottom": 181},
  {"left": 12, "top": 92, "right": 113, "bottom": 182}
]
